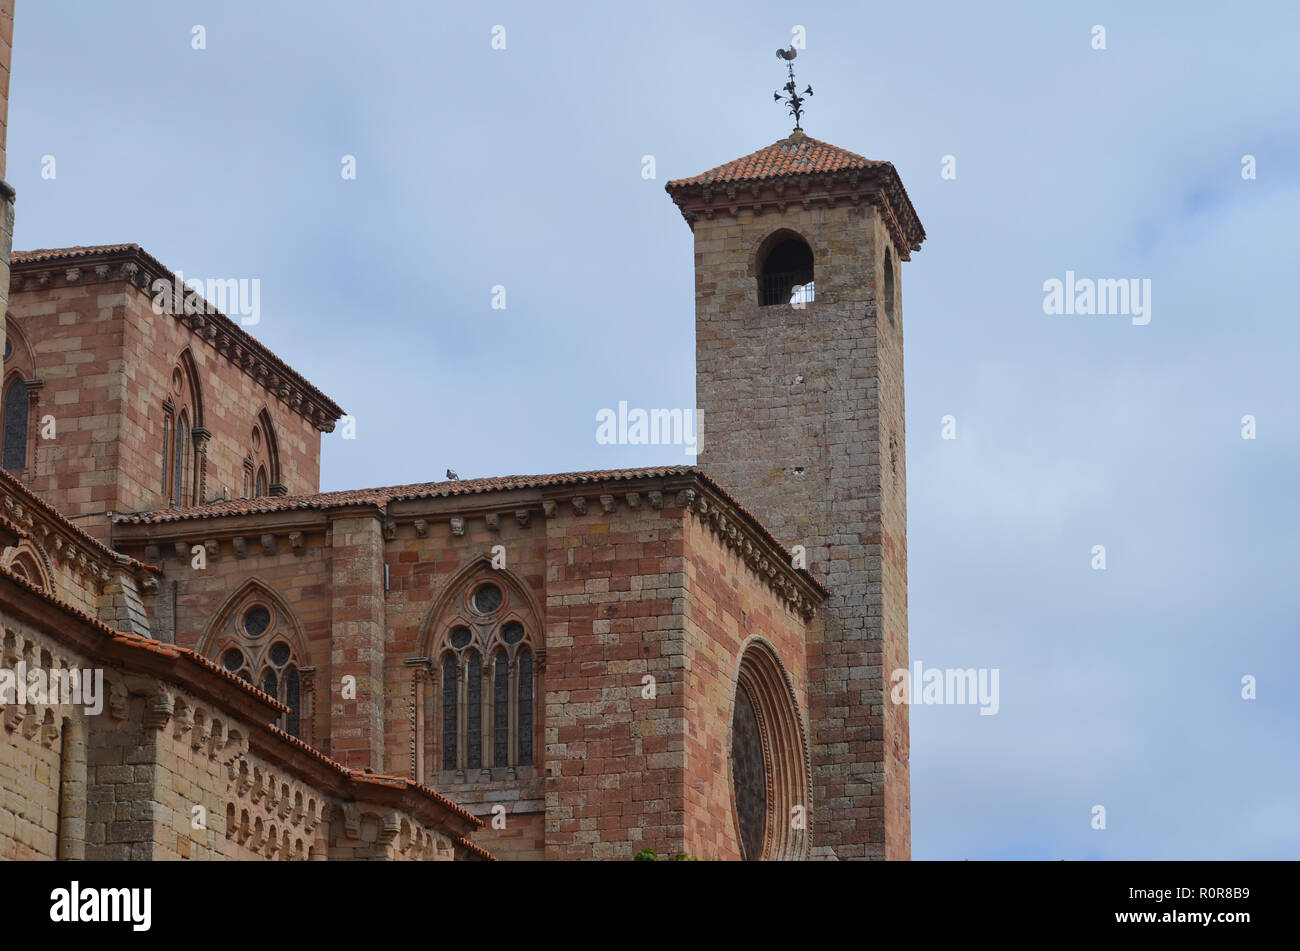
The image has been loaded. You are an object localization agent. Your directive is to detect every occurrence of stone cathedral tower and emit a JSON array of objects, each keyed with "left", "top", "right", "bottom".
[{"left": 667, "top": 129, "right": 925, "bottom": 859}]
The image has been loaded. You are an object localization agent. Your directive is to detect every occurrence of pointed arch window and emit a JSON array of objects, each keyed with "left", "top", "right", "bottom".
[
  {"left": 248, "top": 411, "right": 282, "bottom": 497},
  {"left": 209, "top": 593, "right": 309, "bottom": 739},
  {"left": 161, "top": 415, "right": 171, "bottom": 494},
  {"left": 163, "top": 352, "right": 203, "bottom": 506},
  {"left": 441, "top": 654, "right": 458, "bottom": 770},
  {"left": 1, "top": 377, "right": 29, "bottom": 471},
  {"left": 173, "top": 414, "right": 189, "bottom": 506},
  {"left": 430, "top": 576, "right": 538, "bottom": 777}
]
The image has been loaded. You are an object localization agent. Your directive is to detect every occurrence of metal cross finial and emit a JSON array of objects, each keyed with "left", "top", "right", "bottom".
[{"left": 773, "top": 46, "right": 813, "bottom": 131}]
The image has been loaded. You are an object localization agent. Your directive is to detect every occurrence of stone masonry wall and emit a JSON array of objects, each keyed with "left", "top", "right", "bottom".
[
  {"left": 680, "top": 511, "right": 813, "bottom": 861},
  {"left": 693, "top": 200, "right": 910, "bottom": 859},
  {"left": 2, "top": 272, "right": 325, "bottom": 544}
]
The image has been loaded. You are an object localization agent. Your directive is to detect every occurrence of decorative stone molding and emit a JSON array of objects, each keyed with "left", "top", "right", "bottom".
[
  {"left": 414, "top": 519, "right": 429, "bottom": 537},
  {"left": 686, "top": 489, "right": 821, "bottom": 620},
  {"left": 289, "top": 532, "right": 304, "bottom": 553},
  {"left": 625, "top": 492, "right": 640, "bottom": 509},
  {"left": 599, "top": 495, "right": 615, "bottom": 514},
  {"left": 571, "top": 497, "right": 587, "bottom": 516},
  {"left": 542, "top": 501, "right": 557, "bottom": 519},
  {"left": 382, "top": 520, "right": 397, "bottom": 542},
  {"left": 261, "top": 533, "right": 277, "bottom": 555},
  {"left": 232, "top": 536, "right": 248, "bottom": 559},
  {"left": 449, "top": 517, "right": 465, "bottom": 537},
  {"left": 648, "top": 491, "right": 663, "bottom": 510},
  {"left": 12, "top": 247, "right": 345, "bottom": 433},
  {"left": 484, "top": 513, "right": 499, "bottom": 532},
  {"left": 144, "top": 689, "right": 176, "bottom": 730},
  {"left": 109, "top": 681, "right": 130, "bottom": 720},
  {"left": 514, "top": 510, "right": 529, "bottom": 528}
]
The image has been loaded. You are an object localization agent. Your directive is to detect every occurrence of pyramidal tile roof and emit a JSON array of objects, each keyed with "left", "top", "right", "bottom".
[
  {"left": 666, "top": 134, "right": 889, "bottom": 188},
  {"left": 665, "top": 132, "right": 926, "bottom": 257}
]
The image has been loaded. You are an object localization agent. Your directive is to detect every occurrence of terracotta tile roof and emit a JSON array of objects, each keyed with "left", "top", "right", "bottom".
[
  {"left": 0, "top": 562, "right": 285, "bottom": 710},
  {"left": 0, "top": 564, "right": 487, "bottom": 846},
  {"left": 456, "top": 835, "right": 496, "bottom": 861},
  {"left": 115, "top": 465, "right": 829, "bottom": 599},
  {"left": 0, "top": 468, "right": 159, "bottom": 575},
  {"left": 665, "top": 133, "right": 926, "bottom": 257},
  {"left": 0, "top": 512, "right": 29, "bottom": 539},
  {"left": 348, "top": 769, "right": 484, "bottom": 828},
  {"left": 11, "top": 243, "right": 142, "bottom": 264},
  {"left": 10, "top": 244, "right": 344, "bottom": 426},
  {"left": 666, "top": 134, "right": 890, "bottom": 189},
  {"left": 115, "top": 466, "right": 701, "bottom": 523}
]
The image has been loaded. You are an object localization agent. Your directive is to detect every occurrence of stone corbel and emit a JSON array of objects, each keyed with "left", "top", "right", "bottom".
[
  {"left": 484, "top": 513, "right": 499, "bottom": 532},
  {"left": 515, "top": 509, "right": 530, "bottom": 528},
  {"left": 342, "top": 802, "right": 361, "bottom": 839},
  {"left": 378, "top": 811, "right": 402, "bottom": 847},
  {"left": 449, "top": 517, "right": 465, "bottom": 537},
  {"left": 143, "top": 689, "right": 175, "bottom": 730}
]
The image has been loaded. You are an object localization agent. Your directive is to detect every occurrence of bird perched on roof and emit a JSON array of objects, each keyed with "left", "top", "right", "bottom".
[
  {"left": 446, "top": 469, "right": 459, "bottom": 481},
  {"left": 776, "top": 46, "right": 797, "bottom": 61}
]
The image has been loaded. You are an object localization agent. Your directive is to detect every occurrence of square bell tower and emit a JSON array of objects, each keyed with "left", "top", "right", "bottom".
[{"left": 667, "top": 127, "right": 925, "bottom": 859}]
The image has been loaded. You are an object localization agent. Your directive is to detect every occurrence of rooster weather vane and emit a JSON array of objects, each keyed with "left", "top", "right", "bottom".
[{"left": 773, "top": 46, "right": 813, "bottom": 131}]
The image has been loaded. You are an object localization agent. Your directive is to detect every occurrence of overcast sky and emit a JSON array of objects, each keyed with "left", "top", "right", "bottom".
[{"left": 10, "top": 1, "right": 1298, "bottom": 860}]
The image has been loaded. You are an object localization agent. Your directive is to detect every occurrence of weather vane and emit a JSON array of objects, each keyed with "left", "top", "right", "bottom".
[{"left": 773, "top": 46, "right": 813, "bottom": 131}]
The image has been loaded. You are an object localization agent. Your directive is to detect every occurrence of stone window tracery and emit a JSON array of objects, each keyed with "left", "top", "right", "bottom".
[
  {"left": 1, "top": 376, "right": 29, "bottom": 471},
  {"left": 207, "top": 590, "right": 310, "bottom": 740},
  {"left": 163, "top": 351, "right": 203, "bottom": 507},
  {"left": 1, "top": 323, "right": 37, "bottom": 476},
  {"left": 729, "top": 640, "right": 811, "bottom": 861},
  {"left": 245, "top": 409, "right": 282, "bottom": 498},
  {"left": 428, "top": 573, "right": 538, "bottom": 777}
]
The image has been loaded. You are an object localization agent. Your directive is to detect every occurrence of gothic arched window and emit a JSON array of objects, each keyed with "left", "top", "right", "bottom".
[
  {"left": 429, "top": 573, "right": 538, "bottom": 776},
  {"left": 161, "top": 415, "right": 170, "bottom": 494},
  {"left": 1, "top": 377, "right": 29, "bottom": 471},
  {"left": 163, "top": 351, "right": 203, "bottom": 506},
  {"left": 247, "top": 410, "right": 282, "bottom": 497},
  {"left": 209, "top": 591, "right": 309, "bottom": 740},
  {"left": 173, "top": 413, "right": 189, "bottom": 506}
]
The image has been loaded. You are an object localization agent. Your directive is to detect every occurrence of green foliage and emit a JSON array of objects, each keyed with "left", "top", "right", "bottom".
[{"left": 633, "top": 848, "right": 700, "bottom": 861}]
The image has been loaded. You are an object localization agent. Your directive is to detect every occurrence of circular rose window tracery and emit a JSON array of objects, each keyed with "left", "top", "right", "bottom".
[{"left": 729, "top": 640, "right": 810, "bottom": 861}]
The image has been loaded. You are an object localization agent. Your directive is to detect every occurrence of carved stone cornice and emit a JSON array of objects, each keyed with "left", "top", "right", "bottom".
[
  {"left": 666, "top": 161, "right": 925, "bottom": 259},
  {"left": 10, "top": 245, "right": 345, "bottom": 432}
]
